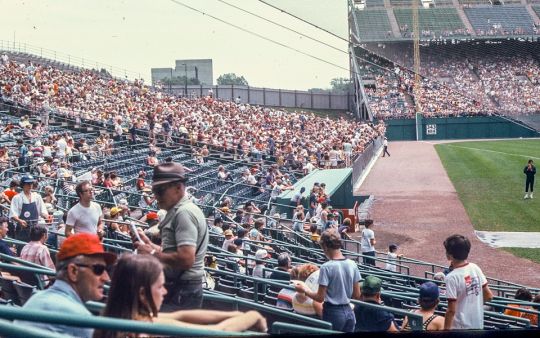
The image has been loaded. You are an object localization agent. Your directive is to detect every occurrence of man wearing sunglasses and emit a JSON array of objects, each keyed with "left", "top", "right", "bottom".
[
  {"left": 135, "top": 162, "right": 208, "bottom": 311},
  {"left": 16, "top": 233, "right": 116, "bottom": 338}
]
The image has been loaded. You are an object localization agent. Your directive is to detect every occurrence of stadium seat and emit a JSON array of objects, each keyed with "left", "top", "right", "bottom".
[{"left": 12, "top": 280, "right": 36, "bottom": 306}]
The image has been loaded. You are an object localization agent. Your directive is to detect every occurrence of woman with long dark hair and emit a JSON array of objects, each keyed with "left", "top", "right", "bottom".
[{"left": 94, "top": 254, "right": 267, "bottom": 338}]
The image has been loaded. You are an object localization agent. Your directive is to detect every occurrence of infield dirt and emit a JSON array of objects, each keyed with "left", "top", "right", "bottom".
[{"left": 354, "top": 141, "right": 540, "bottom": 286}]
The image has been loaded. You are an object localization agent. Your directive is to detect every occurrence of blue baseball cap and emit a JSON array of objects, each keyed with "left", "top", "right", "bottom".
[{"left": 419, "top": 281, "right": 439, "bottom": 300}]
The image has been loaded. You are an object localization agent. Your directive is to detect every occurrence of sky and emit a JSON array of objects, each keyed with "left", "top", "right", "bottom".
[{"left": 0, "top": 0, "right": 349, "bottom": 90}]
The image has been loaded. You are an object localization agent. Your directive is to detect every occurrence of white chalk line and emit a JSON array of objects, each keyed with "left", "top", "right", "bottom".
[{"left": 445, "top": 144, "right": 540, "bottom": 160}]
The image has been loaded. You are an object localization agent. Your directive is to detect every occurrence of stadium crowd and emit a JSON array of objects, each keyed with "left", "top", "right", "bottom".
[
  {"left": 0, "top": 53, "right": 539, "bottom": 335},
  {"left": 0, "top": 53, "right": 385, "bottom": 171},
  {"left": 359, "top": 46, "right": 540, "bottom": 119}
]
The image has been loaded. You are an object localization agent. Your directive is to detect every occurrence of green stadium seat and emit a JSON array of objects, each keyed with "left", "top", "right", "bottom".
[
  {"left": 393, "top": 7, "right": 468, "bottom": 37},
  {"left": 354, "top": 9, "right": 394, "bottom": 41},
  {"left": 464, "top": 6, "right": 535, "bottom": 35}
]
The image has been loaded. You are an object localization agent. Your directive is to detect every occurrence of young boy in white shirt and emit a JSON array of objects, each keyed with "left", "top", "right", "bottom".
[{"left": 443, "top": 234, "right": 493, "bottom": 330}]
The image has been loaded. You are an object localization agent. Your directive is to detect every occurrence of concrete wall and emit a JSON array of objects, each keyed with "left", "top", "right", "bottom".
[{"left": 163, "top": 84, "right": 351, "bottom": 111}]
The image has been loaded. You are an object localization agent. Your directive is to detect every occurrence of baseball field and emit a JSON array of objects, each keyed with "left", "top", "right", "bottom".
[{"left": 435, "top": 139, "right": 540, "bottom": 263}]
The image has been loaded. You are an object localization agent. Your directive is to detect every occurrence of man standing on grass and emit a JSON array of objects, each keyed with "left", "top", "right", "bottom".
[{"left": 523, "top": 159, "right": 536, "bottom": 199}]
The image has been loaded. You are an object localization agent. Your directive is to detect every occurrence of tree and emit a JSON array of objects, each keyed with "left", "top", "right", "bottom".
[
  {"left": 217, "top": 73, "right": 249, "bottom": 86},
  {"left": 330, "top": 77, "right": 352, "bottom": 93}
]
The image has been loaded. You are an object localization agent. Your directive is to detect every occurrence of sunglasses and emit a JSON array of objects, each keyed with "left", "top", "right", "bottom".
[{"left": 75, "top": 263, "right": 107, "bottom": 276}]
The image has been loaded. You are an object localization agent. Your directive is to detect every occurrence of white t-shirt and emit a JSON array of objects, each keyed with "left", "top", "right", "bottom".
[
  {"left": 445, "top": 262, "right": 488, "bottom": 330},
  {"left": 56, "top": 138, "right": 67, "bottom": 157},
  {"left": 385, "top": 252, "right": 397, "bottom": 272},
  {"left": 360, "top": 228, "right": 375, "bottom": 252},
  {"left": 66, "top": 202, "right": 102, "bottom": 234},
  {"left": 253, "top": 264, "right": 265, "bottom": 278}
]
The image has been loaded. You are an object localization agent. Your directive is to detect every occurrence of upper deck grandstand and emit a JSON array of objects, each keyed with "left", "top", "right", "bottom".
[{"left": 350, "top": 1, "right": 540, "bottom": 130}]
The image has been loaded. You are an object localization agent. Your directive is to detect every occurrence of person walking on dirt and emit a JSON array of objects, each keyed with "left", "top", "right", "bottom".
[
  {"left": 524, "top": 159, "right": 536, "bottom": 199},
  {"left": 382, "top": 138, "right": 390, "bottom": 157}
]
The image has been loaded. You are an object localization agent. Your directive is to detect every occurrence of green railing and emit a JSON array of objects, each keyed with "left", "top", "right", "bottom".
[
  {"left": 270, "top": 321, "right": 340, "bottom": 335},
  {"left": 0, "top": 306, "right": 260, "bottom": 337},
  {"left": 0, "top": 318, "right": 72, "bottom": 338},
  {"left": 203, "top": 292, "right": 332, "bottom": 330}
]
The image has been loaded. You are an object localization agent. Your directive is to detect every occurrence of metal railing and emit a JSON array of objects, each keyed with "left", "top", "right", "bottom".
[{"left": 352, "top": 136, "right": 383, "bottom": 186}]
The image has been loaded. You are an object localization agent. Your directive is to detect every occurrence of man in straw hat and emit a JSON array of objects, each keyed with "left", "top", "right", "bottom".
[{"left": 135, "top": 162, "right": 208, "bottom": 311}]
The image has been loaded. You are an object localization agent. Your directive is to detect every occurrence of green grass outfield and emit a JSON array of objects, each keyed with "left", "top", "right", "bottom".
[{"left": 435, "top": 139, "right": 540, "bottom": 263}]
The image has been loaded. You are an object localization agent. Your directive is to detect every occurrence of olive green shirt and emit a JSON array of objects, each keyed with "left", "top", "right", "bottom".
[{"left": 159, "top": 195, "right": 208, "bottom": 281}]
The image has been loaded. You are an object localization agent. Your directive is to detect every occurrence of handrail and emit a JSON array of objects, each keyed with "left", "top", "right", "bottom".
[
  {"left": 203, "top": 291, "right": 332, "bottom": 330},
  {"left": 0, "top": 318, "right": 72, "bottom": 338},
  {"left": 270, "top": 321, "right": 340, "bottom": 335},
  {"left": 0, "top": 306, "right": 258, "bottom": 336},
  {"left": 0, "top": 252, "right": 56, "bottom": 275},
  {"left": 0, "top": 261, "right": 55, "bottom": 278}
]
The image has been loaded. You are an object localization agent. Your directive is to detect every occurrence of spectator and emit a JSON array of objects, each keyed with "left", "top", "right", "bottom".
[
  {"left": 65, "top": 181, "right": 103, "bottom": 238},
  {"left": 135, "top": 162, "right": 208, "bottom": 311},
  {"left": 1, "top": 179, "right": 19, "bottom": 204},
  {"left": 20, "top": 225, "right": 55, "bottom": 271},
  {"left": 401, "top": 282, "right": 444, "bottom": 331},
  {"left": 210, "top": 217, "right": 224, "bottom": 235},
  {"left": 503, "top": 287, "right": 538, "bottom": 326},
  {"left": 338, "top": 218, "right": 352, "bottom": 240},
  {"left": 94, "top": 254, "right": 267, "bottom": 337},
  {"left": 360, "top": 219, "right": 376, "bottom": 266},
  {"left": 9, "top": 174, "right": 49, "bottom": 241},
  {"left": 354, "top": 275, "right": 399, "bottom": 332},
  {"left": 268, "top": 252, "right": 291, "bottom": 281},
  {"left": 291, "top": 264, "right": 323, "bottom": 318},
  {"left": 0, "top": 217, "right": 15, "bottom": 256},
  {"left": 292, "top": 206, "right": 306, "bottom": 233},
  {"left": 249, "top": 218, "right": 267, "bottom": 242},
  {"left": 217, "top": 165, "right": 233, "bottom": 182},
  {"left": 310, "top": 223, "right": 320, "bottom": 243},
  {"left": 221, "top": 229, "right": 235, "bottom": 250},
  {"left": 16, "top": 233, "right": 116, "bottom": 338},
  {"left": 384, "top": 244, "right": 403, "bottom": 272},
  {"left": 295, "top": 230, "right": 361, "bottom": 332},
  {"left": 289, "top": 187, "right": 306, "bottom": 218},
  {"left": 443, "top": 234, "right": 493, "bottom": 330},
  {"left": 253, "top": 249, "right": 269, "bottom": 278},
  {"left": 136, "top": 170, "right": 148, "bottom": 191}
]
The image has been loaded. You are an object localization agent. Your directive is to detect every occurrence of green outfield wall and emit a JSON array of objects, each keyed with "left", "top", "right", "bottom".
[{"left": 385, "top": 116, "right": 540, "bottom": 141}]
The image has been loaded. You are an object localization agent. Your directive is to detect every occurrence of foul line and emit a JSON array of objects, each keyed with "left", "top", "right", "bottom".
[{"left": 445, "top": 144, "right": 540, "bottom": 160}]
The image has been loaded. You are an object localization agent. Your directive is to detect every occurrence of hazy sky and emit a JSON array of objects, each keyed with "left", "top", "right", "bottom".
[{"left": 0, "top": 0, "right": 349, "bottom": 90}]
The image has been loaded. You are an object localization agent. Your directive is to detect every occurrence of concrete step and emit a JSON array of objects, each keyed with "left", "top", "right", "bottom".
[
  {"left": 526, "top": 4, "right": 540, "bottom": 26},
  {"left": 386, "top": 8, "right": 402, "bottom": 38},
  {"left": 454, "top": 0, "right": 475, "bottom": 34}
]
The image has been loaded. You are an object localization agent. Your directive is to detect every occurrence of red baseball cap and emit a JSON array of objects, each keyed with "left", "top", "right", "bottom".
[{"left": 57, "top": 233, "right": 117, "bottom": 265}]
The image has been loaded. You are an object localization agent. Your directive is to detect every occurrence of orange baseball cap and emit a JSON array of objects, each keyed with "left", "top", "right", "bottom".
[{"left": 57, "top": 233, "right": 117, "bottom": 265}]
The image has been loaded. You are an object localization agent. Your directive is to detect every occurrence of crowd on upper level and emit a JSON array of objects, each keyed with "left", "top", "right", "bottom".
[{"left": 360, "top": 47, "right": 540, "bottom": 118}]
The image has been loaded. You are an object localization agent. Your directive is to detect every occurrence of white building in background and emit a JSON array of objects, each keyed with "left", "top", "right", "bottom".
[{"left": 151, "top": 59, "right": 213, "bottom": 85}]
